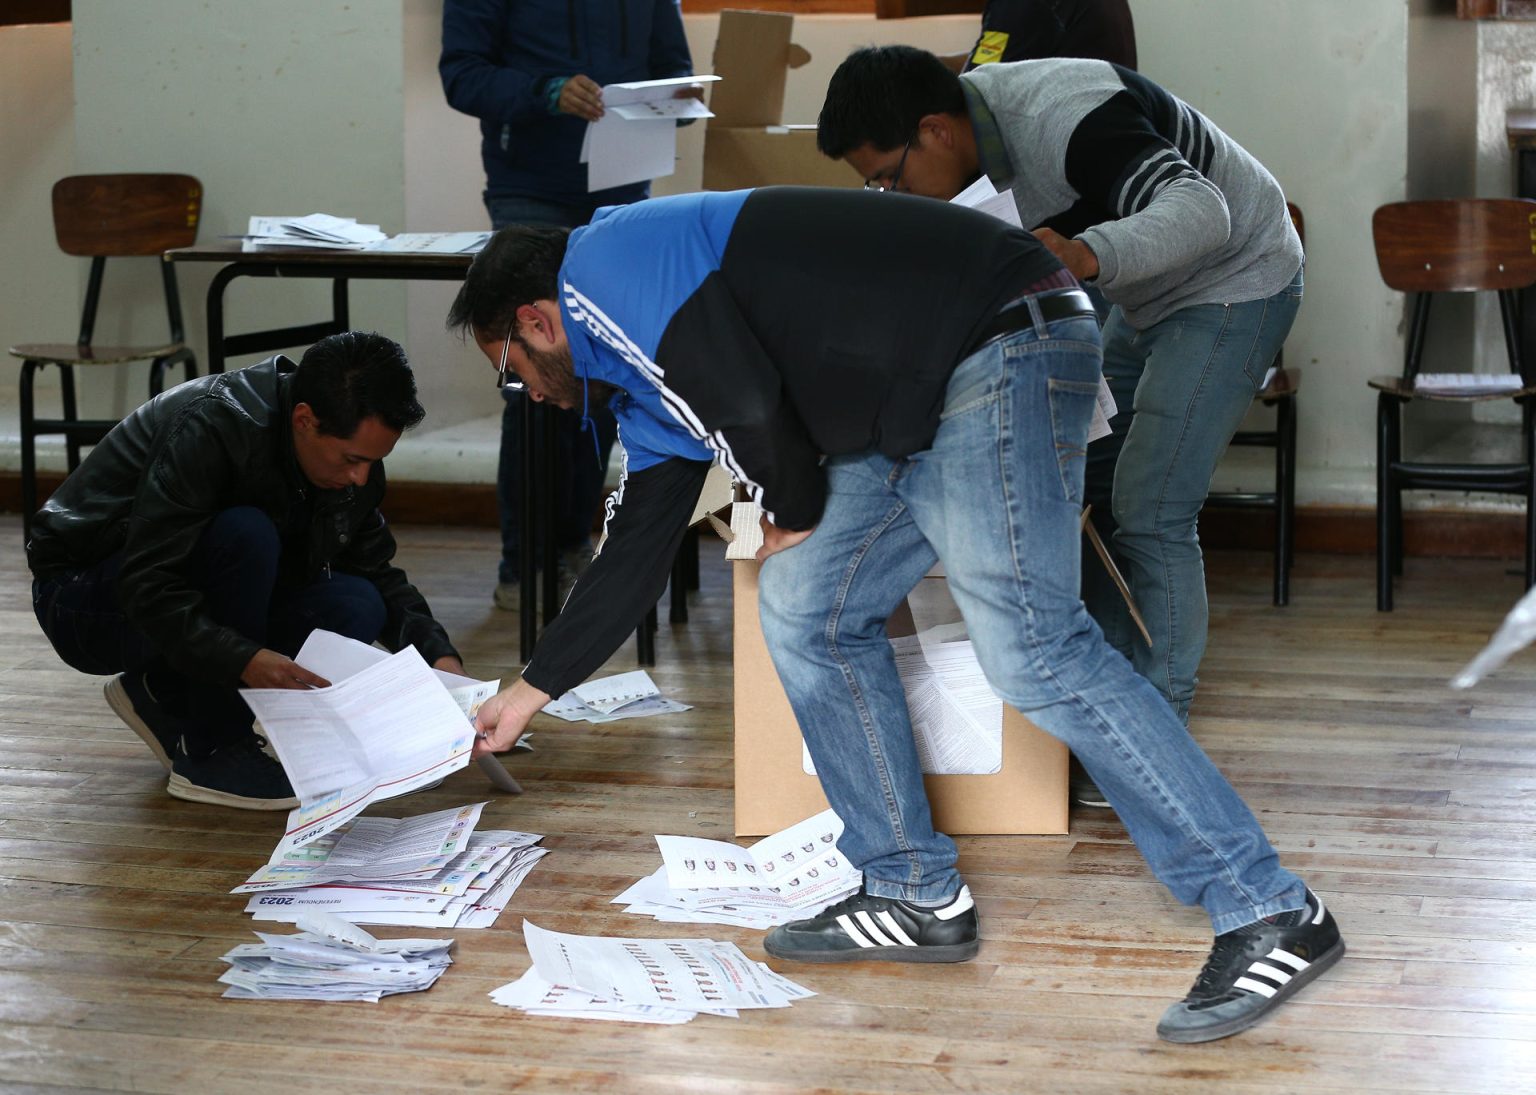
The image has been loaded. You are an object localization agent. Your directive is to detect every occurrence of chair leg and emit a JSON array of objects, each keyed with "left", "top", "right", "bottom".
[
  {"left": 20, "top": 360, "right": 39, "bottom": 541},
  {"left": 636, "top": 604, "right": 657, "bottom": 666},
  {"left": 1526, "top": 401, "right": 1536, "bottom": 590},
  {"left": 1377, "top": 393, "right": 1395, "bottom": 611},
  {"left": 669, "top": 550, "right": 689, "bottom": 624},
  {"left": 1273, "top": 395, "right": 1295, "bottom": 607},
  {"left": 59, "top": 364, "right": 82, "bottom": 472}
]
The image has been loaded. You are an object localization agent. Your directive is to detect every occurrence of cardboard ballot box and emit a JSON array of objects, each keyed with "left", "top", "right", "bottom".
[
  {"left": 732, "top": 560, "right": 1069, "bottom": 838},
  {"left": 703, "top": 10, "right": 864, "bottom": 191}
]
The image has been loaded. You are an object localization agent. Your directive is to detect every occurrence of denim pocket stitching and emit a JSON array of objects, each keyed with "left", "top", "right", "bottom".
[{"left": 1047, "top": 378, "right": 1100, "bottom": 506}]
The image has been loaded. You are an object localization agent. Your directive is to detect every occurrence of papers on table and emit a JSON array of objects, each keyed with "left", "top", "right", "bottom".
[
  {"left": 245, "top": 828, "right": 547, "bottom": 929},
  {"left": 541, "top": 669, "right": 691, "bottom": 723},
  {"left": 219, "top": 912, "right": 453, "bottom": 1002},
  {"left": 951, "top": 175, "right": 1117, "bottom": 442},
  {"left": 616, "top": 809, "right": 861, "bottom": 929},
  {"left": 1413, "top": 372, "right": 1525, "bottom": 395},
  {"left": 241, "top": 216, "right": 490, "bottom": 254},
  {"left": 580, "top": 74, "right": 719, "bottom": 192},
  {"left": 488, "top": 921, "right": 814, "bottom": 1022}
]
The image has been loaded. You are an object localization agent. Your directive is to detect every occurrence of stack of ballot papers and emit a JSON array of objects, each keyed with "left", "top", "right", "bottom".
[
  {"left": 241, "top": 217, "right": 490, "bottom": 255},
  {"left": 541, "top": 669, "right": 691, "bottom": 723},
  {"left": 243, "top": 823, "right": 547, "bottom": 930},
  {"left": 1413, "top": 372, "right": 1525, "bottom": 395},
  {"left": 240, "top": 630, "right": 515, "bottom": 861},
  {"left": 489, "top": 921, "right": 814, "bottom": 1024},
  {"left": 615, "top": 809, "right": 861, "bottom": 929},
  {"left": 219, "top": 912, "right": 454, "bottom": 1002}
]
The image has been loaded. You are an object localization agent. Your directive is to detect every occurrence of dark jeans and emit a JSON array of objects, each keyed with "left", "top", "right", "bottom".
[
  {"left": 486, "top": 194, "right": 619, "bottom": 583},
  {"left": 31, "top": 506, "right": 385, "bottom": 752}
]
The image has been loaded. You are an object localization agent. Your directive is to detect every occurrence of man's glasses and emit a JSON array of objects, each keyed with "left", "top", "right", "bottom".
[
  {"left": 863, "top": 137, "right": 913, "bottom": 193},
  {"left": 495, "top": 323, "right": 527, "bottom": 392}
]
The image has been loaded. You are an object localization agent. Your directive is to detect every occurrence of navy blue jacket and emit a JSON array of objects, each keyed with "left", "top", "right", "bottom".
[{"left": 440, "top": 0, "right": 693, "bottom": 206}]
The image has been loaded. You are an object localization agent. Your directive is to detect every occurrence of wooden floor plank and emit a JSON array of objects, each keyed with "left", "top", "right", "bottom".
[{"left": 3, "top": 514, "right": 1536, "bottom": 1092}]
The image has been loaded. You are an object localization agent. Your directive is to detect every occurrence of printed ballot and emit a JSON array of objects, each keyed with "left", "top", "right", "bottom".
[
  {"left": 541, "top": 668, "right": 691, "bottom": 723},
  {"left": 510, "top": 921, "right": 815, "bottom": 1018},
  {"left": 616, "top": 809, "right": 861, "bottom": 928},
  {"left": 219, "top": 911, "right": 454, "bottom": 1002},
  {"left": 579, "top": 74, "right": 719, "bottom": 191},
  {"left": 240, "top": 630, "right": 507, "bottom": 858}
]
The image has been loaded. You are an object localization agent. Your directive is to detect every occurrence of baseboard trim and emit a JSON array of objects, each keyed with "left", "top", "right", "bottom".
[{"left": 3, "top": 472, "right": 1528, "bottom": 560}]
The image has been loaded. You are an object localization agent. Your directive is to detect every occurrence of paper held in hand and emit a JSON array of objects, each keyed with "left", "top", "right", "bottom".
[
  {"left": 579, "top": 74, "right": 720, "bottom": 192},
  {"left": 240, "top": 630, "right": 511, "bottom": 859}
]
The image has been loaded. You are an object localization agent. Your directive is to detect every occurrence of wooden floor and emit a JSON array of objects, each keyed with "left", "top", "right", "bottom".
[{"left": 3, "top": 514, "right": 1536, "bottom": 1094}]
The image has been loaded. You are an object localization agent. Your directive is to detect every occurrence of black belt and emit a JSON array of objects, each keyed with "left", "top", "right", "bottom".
[{"left": 965, "top": 288, "right": 1097, "bottom": 357}]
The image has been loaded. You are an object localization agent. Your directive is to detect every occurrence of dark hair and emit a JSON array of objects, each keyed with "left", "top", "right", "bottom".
[
  {"left": 292, "top": 331, "right": 425, "bottom": 437},
  {"left": 446, "top": 224, "right": 571, "bottom": 342},
  {"left": 817, "top": 45, "right": 966, "bottom": 158}
]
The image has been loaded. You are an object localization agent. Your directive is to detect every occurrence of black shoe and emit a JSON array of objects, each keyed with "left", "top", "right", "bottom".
[
  {"left": 166, "top": 737, "right": 299, "bottom": 811},
  {"left": 763, "top": 886, "right": 979, "bottom": 964},
  {"left": 1071, "top": 776, "right": 1112, "bottom": 808},
  {"left": 1157, "top": 889, "right": 1345, "bottom": 1044},
  {"left": 104, "top": 672, "right": 182, "bottom": 771}
]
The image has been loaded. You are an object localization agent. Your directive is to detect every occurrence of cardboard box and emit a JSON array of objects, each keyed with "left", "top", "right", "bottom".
[
  {"left": 703, "top": 10, "right": 864, "bottom": 191},
  {"left": 732, "top": 560, "right": 1069, "bottom": 838}
]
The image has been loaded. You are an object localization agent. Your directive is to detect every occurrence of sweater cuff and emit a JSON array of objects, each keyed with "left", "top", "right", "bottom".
[{"left": 541, "top": 76, "right": 569, "bottom": 116}]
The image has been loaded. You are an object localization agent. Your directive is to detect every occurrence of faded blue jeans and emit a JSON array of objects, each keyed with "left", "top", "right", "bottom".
[
  {"left": 758, "top": 300, "right": 1305, "bottom": 933},
  {"left": 1083, "top": 269, "right": 1305, "bottom": 719}
]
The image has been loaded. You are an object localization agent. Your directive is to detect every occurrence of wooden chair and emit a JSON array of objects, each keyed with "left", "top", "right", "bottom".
[
  {"left": 10, "top": 174, "right": 202, "bottom": 537},
  {"left": 1205, "top": 202, "right": 1305, "bottom": 606},
  {"left": 1369, "top": 198, "right": 1536, "bottom": 610}
]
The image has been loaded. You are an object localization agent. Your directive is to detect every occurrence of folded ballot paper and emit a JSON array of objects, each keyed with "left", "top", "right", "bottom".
[
  {"left": 244, "top": 826, "right": 547, "bottom": 930},
  {"left": 615, "top": 809, "right": 861, "bottom": 929},
  {"left": 489, "top": 921, "right": 813, "bottom": 1023},
  {"left": 242, "top": 216, "right": 489, "bottom": 255},
  {"left": 540, "top": 668, "right": 691, "bottom": 723},
  {"left": 240, "top": 630, "right": 518, "bottom": 860},
  {"left": 579, "top": 74, "right": 720, "bottom": 192},
  {"left": 219, "top": 911, "right": 454, "bottom": 1002}
]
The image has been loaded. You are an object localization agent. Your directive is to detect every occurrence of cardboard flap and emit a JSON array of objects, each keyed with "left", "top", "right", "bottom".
[{"left": 710, "top": 9, "right": 795, "bottom": 126}]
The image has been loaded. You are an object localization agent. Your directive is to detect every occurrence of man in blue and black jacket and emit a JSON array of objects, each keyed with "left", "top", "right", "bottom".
[
  {"left": 440, "top": 0, "right": 694, "bottom": 613},
  {"left": 447, "top": 186, "right": 1343, "bottom": 1045}
]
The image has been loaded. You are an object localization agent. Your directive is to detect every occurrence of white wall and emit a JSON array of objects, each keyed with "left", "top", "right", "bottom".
[{"left": 2, "top": 0, "right": 1521, "bottom": 510}]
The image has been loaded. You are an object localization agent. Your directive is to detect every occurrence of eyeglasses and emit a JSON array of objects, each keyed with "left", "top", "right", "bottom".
[
  {"left": 863, "top": 137, "right": 913, "bottom": 193},
  {"left": 495, "top": 323, "right": 527, "bottom": 392}
]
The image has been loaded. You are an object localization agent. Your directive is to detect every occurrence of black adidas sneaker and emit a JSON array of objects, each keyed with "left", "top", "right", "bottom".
[
  {"left": 763, "top": 886, "right": 979, "bottom": 964},
  {"left": 1157, "top": 889, "right": 1345, "bottom": 1043}
]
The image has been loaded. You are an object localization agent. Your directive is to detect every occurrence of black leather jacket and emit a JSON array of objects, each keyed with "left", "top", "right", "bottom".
[{"left": 27, "top": 356, "right": 458, "bottom": 684}]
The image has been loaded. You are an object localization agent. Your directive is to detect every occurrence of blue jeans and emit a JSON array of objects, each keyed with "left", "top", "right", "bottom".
[
  {"left": 1083, "top": 268, "right": 1304, "bottom": 719},
  {"left": 31, "top": 507, "right": 385, "bottom": 753},
  {"left": 758, "top": 302, "right": 1305, "bottom": 933},
  {"left": 487, "top": 195, "right": 618, "bottom": 582}
]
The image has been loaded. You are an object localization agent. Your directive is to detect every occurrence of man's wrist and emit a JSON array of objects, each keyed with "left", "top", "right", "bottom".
[{"left": 541, "top": 76, "right": 569, "bottom": 115}]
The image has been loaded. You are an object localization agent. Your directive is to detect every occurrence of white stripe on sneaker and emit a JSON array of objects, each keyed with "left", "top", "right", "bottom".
[
  {"left": 1233, "top": 976, "right": 1280, "bottom": 998},
  {"left": 1311, "top": 893, "right": 1326, "bottom": 926},
  {"left": 854, "top": 911, "right": 897, "bottom": 946},
  {"left": 1248, "top": 962, "right": 1294, "bottom": 985},
  {"left": 877, "top": 910, "right": 918, "bottom": 947},
  {"left": 836, "top": 914, "right": 876, "bottom": 948},
  {"left": 1266, "top": 948, "right": 1310, "bottom": 972}
]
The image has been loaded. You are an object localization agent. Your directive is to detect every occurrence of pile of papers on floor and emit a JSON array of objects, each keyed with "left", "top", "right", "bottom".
[
  {"left": 614, "top": 809, "right": 860, "bottom": 929},
  {"left": 219, "top": 911, "right": 454, "bottom": 1002},
  {"left": 238, "top": 802, "right": 547, "bottom": 929},
  {"left": 541, "top": 668, "right": 691, "bottom": 723},
  {"left": 489, "top": 921, "right": 813, "bottom": 1024}
]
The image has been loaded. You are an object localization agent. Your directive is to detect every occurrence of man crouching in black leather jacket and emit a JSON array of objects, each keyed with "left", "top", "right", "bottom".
[{"left": 26, "top": 331, "right": 465, "bottom": 810}]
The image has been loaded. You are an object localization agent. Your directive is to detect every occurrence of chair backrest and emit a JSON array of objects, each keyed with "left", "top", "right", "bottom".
[
  {"left": 1372, "top": 198, "right": 1536, "bottom": 293},
  {"left": 51, "top": 173, "right": 202, "bottom": 257}
]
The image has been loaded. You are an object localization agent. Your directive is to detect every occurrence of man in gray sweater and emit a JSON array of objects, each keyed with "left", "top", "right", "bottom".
[{"left": 818, "top": 47, "right": 1302, "bottom": 729}]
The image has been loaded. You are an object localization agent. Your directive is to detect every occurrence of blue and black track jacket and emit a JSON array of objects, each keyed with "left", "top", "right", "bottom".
[
  {"left": 439, "top": 0, "right": 692, "bottom": 206},
  {"left": 523, "top": 186, "right": 1067, "bottom": 697}
]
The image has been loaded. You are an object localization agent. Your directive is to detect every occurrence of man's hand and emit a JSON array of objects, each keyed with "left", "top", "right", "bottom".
[
  {"left": 1032, "top": 227, "right": 1100, "bottom": 280},
  {"left": 433, "top": 654, "right": 467, "bottom": 677},
  {"left": 757, "top": 517, "right": 816, "bottom": 562},
  {"left": 557, "top": 74, "right": 604, "bottom": 121},
  {"left": 473, "top": 678, "right": 551, "bottom": 758},
  {"left": 241, "top": 649, "right": 330, "bottom": 690}
]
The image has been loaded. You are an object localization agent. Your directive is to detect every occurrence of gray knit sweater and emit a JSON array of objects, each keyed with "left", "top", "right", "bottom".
[{"left": 962, "top": 59, "right": 1301, "bottom": 329}]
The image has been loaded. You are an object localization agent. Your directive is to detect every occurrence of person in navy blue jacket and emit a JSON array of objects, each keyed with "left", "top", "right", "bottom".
[
  {"left": 439, "top": 0, "right": 694, "bottom": 611},
  {"left": 445, "top": 187, "right": 1343, "bottom": 1045}
]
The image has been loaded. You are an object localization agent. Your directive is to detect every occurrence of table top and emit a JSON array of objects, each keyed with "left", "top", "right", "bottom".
[
  {"left": 164, "top": 241, "right": 476, "bottom": 270},
  {"left": 1508, "top": 109, "right": 1536, "bottom": 149}
]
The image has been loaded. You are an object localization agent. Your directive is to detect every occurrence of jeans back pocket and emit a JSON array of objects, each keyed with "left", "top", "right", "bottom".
[{"left": 1047, "top": 378, "right": 1100, "bottom": 506}]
